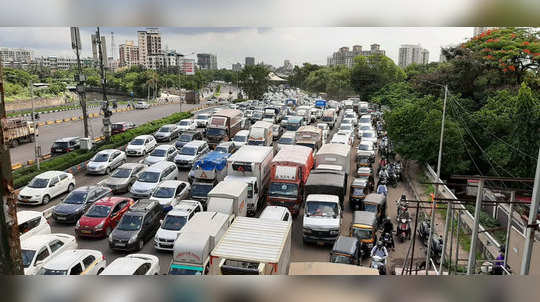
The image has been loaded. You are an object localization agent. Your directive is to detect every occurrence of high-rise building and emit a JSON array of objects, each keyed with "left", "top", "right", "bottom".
[
  {"left": 398, "top": 44, "right": 429, "bottom": 68},
  {"left": 137, "top": 28, "right": 161, "bottom": 68},
  {"left": 118, "top": 40, "right": 139, "bottom": 68},
  {"left": 283, "top": 59, "right": 293, "bottom": 71},
  {"left": 0, "top": 47, "right": 32, "bottom": 67},
  {"left": 245, "top": 57, "right": 255, "bottom": 66},
  {"left": 91, "top": 34, "right": 108, "bottom": 66},
  {"left": 197, "top": 53, "right": 217, "bottom": 70},
  {"left": 147, "top": 50, "right": 184, "bottom": 70},
  {"left": 327, "top": 44, "right": 386, "bottom": 68},
  {"left": 232, "top": 63, "right": 242, "bottom": 71}
]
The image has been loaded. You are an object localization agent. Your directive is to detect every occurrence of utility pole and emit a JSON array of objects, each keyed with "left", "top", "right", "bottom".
[
  {"left": 96, "top": 27, "right": 111, "bottom": 142},
  {"left": 71, "top": 27, "right": 89, "bottom": 138},
  {"left": 504, "top": 191, "right": 515, "bottom": 269},
  {"left": 0, "top": 56, "right": 24, "bottom": 275},
  {"left": 520, "top": 148, "right": 540, "bottom": 275},
  {"left": 467, "top": 179, "right": 484, "bottom": 274},
  {"left": 426, "top": 84, "right": 448, "bottom": 274},
  {"left": 29, "top": 81, "right": 40, "bottom": 170}
]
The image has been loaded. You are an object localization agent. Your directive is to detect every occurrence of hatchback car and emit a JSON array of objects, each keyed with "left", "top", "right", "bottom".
[
  {"left": 22, "top": 233, "right": 78, "bottom": 275},
  {"left": 37, "top": 249, "right": 107, "bottom": 275},
  {"left": 52, "top": 186, "right": 112, "bottom": 224},
  {"left": 17, "top": 211, "right": 51, "bottom": 241},
  {"left": 111, "top": 122, "right": 135, "bottom": 135},
  {"left": 154, "top": 124, "right": 180, "bottom": 142},
  {"left": 99, "top": 163, "right": 146, "bottom": 193},
  {"left": 174, "top": 140, "right": 209, "bottom": 169},
  {"left": 17, "top": 171, "right": 75, "bottom": 205},
  {"left": 214, "top": 141, "right": 237, "bottom": 154},
  {"left": 149, "top": 180, "right": 190, "bottom": 211},
  {"left": 134, "top": 101, "right": 150, "bottom": 109},
  {"left": 126, "top": 135, "right": 157, "bottom": 156},
  {"left": 130, "top": 161, "right": 179, "bottom": 198},
  {"left": 144, "top": 144, "right": 178, "bottom": 165},
  {"left": 175, "top": 130, "right": 204, "bottom": 150},
  {"left": 75, "top": 197, "right": 134, "bottom": 238},
  {"left": 50, "top": 137, "right": 80, "bottom": 154},
  {"left": 86, "top": 149, "right": 126, "bottom": 175},
  {"left": 153, "top": 200, "right": 203, "bottom": 251},
  {"left": 176, "top": 119, "right": 197, "bottom": 132},
  {"left": 100, "top": 254, "right": 160, "bottom": 275},
  {"left": 108, "top": 199, "right": 162, "bottom": 251}
]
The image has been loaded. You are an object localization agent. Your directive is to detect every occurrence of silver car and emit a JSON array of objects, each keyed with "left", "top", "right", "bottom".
[
  {"left": 86, "top": 149, "right": 127, "bottom": 175},
  {"left": 143, "top": 145, "right": 178, "bottom": 165},
  {"left": 99, "top": 163, "right": 146, "bottom": 193}
]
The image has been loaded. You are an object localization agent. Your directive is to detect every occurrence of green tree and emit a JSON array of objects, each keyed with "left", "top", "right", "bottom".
[
  {"left": 238, "top": 65, "right": 270, "bottom": 100},
  {"left": 288, "top": 63, "right": 321, "bottom": 89},
  {"left": 350, "top": 54, "right": 405, "bottom": 100}
]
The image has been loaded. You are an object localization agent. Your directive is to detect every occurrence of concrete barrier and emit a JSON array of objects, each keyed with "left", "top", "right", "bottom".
[{"left": 11, "top": 163, "right": 22, "bottom": 171}]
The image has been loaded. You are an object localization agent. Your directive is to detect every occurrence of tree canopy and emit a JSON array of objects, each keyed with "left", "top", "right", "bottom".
[{"left": 350, "top": 53, "right": 405, "bottom": 100}]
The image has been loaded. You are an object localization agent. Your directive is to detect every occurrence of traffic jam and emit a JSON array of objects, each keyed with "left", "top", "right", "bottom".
[{"left": 16, "top": 89, "right": 407, "bottom": 275}]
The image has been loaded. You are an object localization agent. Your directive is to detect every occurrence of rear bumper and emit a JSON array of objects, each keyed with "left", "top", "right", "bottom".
[{"left": 267, "top": 198, "right": 301, "bottom": 214}]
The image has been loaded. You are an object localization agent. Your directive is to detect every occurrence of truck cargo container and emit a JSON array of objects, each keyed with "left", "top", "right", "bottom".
[
  {"left": 206, "top": 180, "right": 248, "bottom": 218},
  {"left": 206, "top": 109, "right": 244, "bottom": 148}
]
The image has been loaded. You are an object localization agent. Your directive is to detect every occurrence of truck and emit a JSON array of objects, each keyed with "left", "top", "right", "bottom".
[
  {"left": 305, "top": 167, "right": 346, "bottom": 207},
  {"left": 247, "top": 121, "right": 273, "bottom": 147},
  {"left": 225, "top": 145, "right": 273, "bottom": 215},
  {"left": 185, "top": 90, "right": 200, "bottom": 104},
  {"left": 295, "top": 125, "right": 322, "bottom": 153},
  {"left": 314, "top": 99, "right": 327, "bottom": 110},
  {"left": 206, "top": 109, "right": 244, "bottom": 148},
  {"left": 168, "top": 212, "right": 231, "bottom": 275},
  {"left": 206, "top": 180, "right": 248, "bottom": 218},
  {"left": 315, "top": 143, "right": 351, "bottom": 182},
  {"left": 2, "top": 118, "right": 36, "bottom": 147},
  {"left": 189, "top": 151, "right": 231, "bottom": 207},
  {"left": 267, "top": 146, "right": 314, "bottom": 215},
  {"left": 321, "top": 109, "right": 337, "bottom": 129},
  {"left": 302, "top": 193, "right": 342, "bottom": 245},
  {"left": 283, "top": 116, "right": 304, "bottom": 131},
  {"left": 209, "top": 216, "right": 292, "bottom": 275}
]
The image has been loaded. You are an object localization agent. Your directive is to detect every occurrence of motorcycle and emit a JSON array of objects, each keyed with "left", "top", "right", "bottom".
[
  {"left": 426, "top": 236, "right": 443, "bottom": 265},
  {"left": 371, "top": 255, "right": 388, "bottom": 275},
  {"left": 382, "top": 231, "right": 394, "bottom": 249},
  {"left": 418, "top": 220, "right": 431, "bottom": 246},
  {"left": 393, "top": 162, "right": 402, "bottom": 181},
  {"left": 396, "top": 199, "right": 409, "bottom": 222},
  {"left": 396, "top": 217, "right": 411, "bottom": 242}
]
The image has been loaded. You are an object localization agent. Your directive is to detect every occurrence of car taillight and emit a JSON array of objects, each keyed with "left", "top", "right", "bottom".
[
  {"left": 102, "top": 254, "right": 106, "bottom": 261},
  {"left": 67, "top": 148, "right": 73, "bottom": 152}
]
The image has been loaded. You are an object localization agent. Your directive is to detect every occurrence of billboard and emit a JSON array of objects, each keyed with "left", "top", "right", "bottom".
[{"left": 182, "top": 58, "right": 195, "bottom": 75}]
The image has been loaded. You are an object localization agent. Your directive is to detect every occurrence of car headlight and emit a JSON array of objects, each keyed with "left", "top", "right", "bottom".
[
  {"left": 128, "top": 236, "right": 137, "bottom": 244},
  {"left": 95, "top": 221, "right": 105, "bottom": 229},
  {"left": 303, "top": 228, "right": 312, "bottom": 234},
  {"left": 330, "top": 229, "right": 340, "bottom": 236}
]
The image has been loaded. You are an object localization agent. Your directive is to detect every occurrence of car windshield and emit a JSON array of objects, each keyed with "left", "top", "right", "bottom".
[
  {"left": 130, "top": 139, "right": 145, "bottom": 146},
  {"left": 179, "top": 121, "right": 190, "bottom": 126},
  {"left": 196, "top": 115, "right": 209, "bottom": 120},
  {"left": 179, "top": 134, "right": 193, "bottom": 142},
  {"left": 363, "top": 132, "right": 374, "bottom": 138},
  {"left": 92, "top": 153, "right": 109, "bottom": 162},
  {"left": 359, "top": 118, "right": 370, "bottom": 123},
  {"left": 52, "top": 142, "right": 68, "bottom": 148},
  {"left": 85, "top": 205, "right": 112, "bottom": 218},
  {"left": 352, "top": 188, "right": 366, "bottom": 197},
  {"left": 111, "top": 168, "right": 132, "bottom": 178},
  {"left": 38, "top": 268, "right": 67, "bottom": 275},
  {"left": 364, "top": 204, "right": 378, "bottom": 213},
  {"left": 159, "top": 126, "right": 173, "bottom": 132},
  {"left": 269, "top": 182, "right": 298, "bottom": 198},
  {"left": 191, "top": 183, "right": 213, "bottom": 197},
  {"left": 111, "top": 124, "right": 123, "bottom": 130},
  {"left": 206, "top": 128, "right": 226, "bottom": 137},
  {"left": 169, "top": 264, "right": 203, "bottom": 275},
  {"left": 284, "top": 123, "right": 301, "bottom": 131},
  {"left": 63, "top": 191, "right": 88, "bottom": 204},
  {"left": 22, "top": 249, "right": 35, "bottom": 268},
  {"left": 345, "top": 114, "right": 355, "bottom": 119},
  {"left": 161, "top": 215, "right": 187, "bottom": 231},
  {"left": 28, "top": 178, "right": 49, "bottom": 188},
  {"left": 352, "top": 228, "right": 373, "bottom": 240},
  {"left": 150, "top": 149, "right": 167, "bottom": 157},
  {"left": 305, "top": 201, "right": 338, "bottom": 218},
  {"left": 330, "top": 254, "right": 353, "bottom": 264},
  {"left": 152, "top": 187, "right": 175, "bottom": 198},
  {"left": 341, "top": 125, "right": 352, "bottom": 131},
  {"left": 360, "top": 126, "right": 371, "bottom": 130},
  {"left": 278, "top": 137, "right": 293, "bottom": 144},
  {"left": 180, "top": 147, "right": 196, "bottom": 156},
  {"left": 358, "top": 144, "right": 370, "bottom": 151},
  {"left": 322, "top": 116, "right": 333, "bottom": 121},
  {"left": 137, "top": 171, "right": 160, "bottom": 183},
  {"left": 233, "top": 135, "right": 247, "bottom": 142},
  {"left": 117, "top": 214, "right": 143, "bottom": 231}
]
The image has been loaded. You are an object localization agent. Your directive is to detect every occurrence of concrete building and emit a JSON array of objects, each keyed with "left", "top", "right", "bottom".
[
  {"left": 147, "top": 51, "right": 184, "bottom": 70},
  {"left": 197, "top": 53, "right": 217, "bottom": 70},
  {"left": 398, "top": 44, "right": 429, "bottom": 68},
  {"left": 245, "top": 57, "right": 255, "bottom": 66},
  {"left": 0, "top": 47, "right": 32, "bottom": 67},
  {"left": 327, "top": 44, "right": 386, "bottom": 68},
  {"left": 91, "top": 34, "right": 108, "bottom": 66},
  {"left": 118, "top": 40, "right": 139, "bottom": 68},
  {"left": 232, "top": 62, "right": 242, "bottom": 71},
  {"left": 137, "top": 28, "right": 162, "bottom": 68},
  {"left": 33, "top": 56, "right": 93, "bottom": 70}
]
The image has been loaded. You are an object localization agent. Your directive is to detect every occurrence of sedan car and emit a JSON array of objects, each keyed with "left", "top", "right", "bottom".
[
  {"left": 176, "top": 119, "right": 197, "bottom": 132},
  {"left": 98, "top": 163, "right": 146, "bottom": 193},
  {"left": 100, "top": 254, "right": 160, "bottom": 275},
  {"left": 134, "top": 101, "right": 150, "bottom": 109},
  {"left": 86, "top": 149, "right": 127, "bottom": 175},
  {"left": 143, "top": 144, "right": 178, "bottom": 165},
  {"left": 149, "top": 180, "right": 190, "bottom": 211},
  {"left": 37, "top": 249, "right": 107, "bottom": 275},
  {"left": 52, "top": 186, "right": 112, "bottom": 224},
  {"left": 75, "top": 197, "right": 134, "bottom": 238},
  {"left": 174, "top": 140, "right": 209, "bottom": 169},
  {"left": 359, "top": 130, "right": 378, "bottom": 146},
  {"left": 22, "top": 234, "right": 78, "bottom": 275},
  {"left": 175, "top": 130, "right": 204, "bottom": 150},
  {"left": 125, "top": 135, "right": 157, "bottom": 156},
  {"left": 154, "top": 124, "right": 180, "bottom": 142},
  {"left": 17, "top": 211, "right": 51, "bottom": 241},
  {"left": 17, "top": 171, "right": 76, "bottom": 205}
]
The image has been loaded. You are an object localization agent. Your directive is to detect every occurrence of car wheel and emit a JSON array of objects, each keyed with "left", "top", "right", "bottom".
[
  {"left": 138, "top": 240, "right": 144, "bottom": 251},
  {"left": 42, "top": 195, "right": 50, "bottom": 205},
  {"left": 105, "top": 167, "right": 111, "bottom": 175},
  {"left": 68, "top": 183, "right": 75, "bottom": 192}
]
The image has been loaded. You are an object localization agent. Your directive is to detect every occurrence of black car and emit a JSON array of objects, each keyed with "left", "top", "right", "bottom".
[
  {"left": 108, "top": 199, "right": 161, "bottom": 251},
  {"left": 52, "top": 186, "right": 112, "bottom": 224},
  {"left": 50, "top": 137, "right": 80, "bottom": 154},
  {"left": 175, "top": 130, "right": 204, "bottom": 150}
]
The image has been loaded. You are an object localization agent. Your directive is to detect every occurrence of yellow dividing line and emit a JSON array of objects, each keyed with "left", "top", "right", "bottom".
[{"left": 11, "top": 163, "right": 22, "bottom": 171}]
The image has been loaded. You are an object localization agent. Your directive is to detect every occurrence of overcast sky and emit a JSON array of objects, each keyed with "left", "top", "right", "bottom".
[{"left": 0, "top": 27, "right": 474, "bottom": 68}]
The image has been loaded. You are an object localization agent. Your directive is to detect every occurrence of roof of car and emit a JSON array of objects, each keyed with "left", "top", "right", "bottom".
[
  {"left": 260, "top": 206, "right": 289, "bottom": 220},
  {"left": 183, "top": 140, "right": 207, "bottom": 148},
  {"left": 147, "top": 160, "right": 176, "bottom": 171},
  {"left": 21, "top": 234, "right": 72, "bottom": 250},
  {"left": 157, "top": 180, "right": 187, "bottom": 188},
  {"left": 281, "top": 131, "right": 296, "bottom": 138},
  {"left": 95, "top": 196, "right": 131, "bottom": 206},
  {"left": 17, "top": 210, "right": 43, "bottom": 223},
  {"left": 100, "top": 254, "right": 158, "bottom": 275},
  {"left": 96, "top": 149, "right": 117, "bottom": 155},
  {"left": 169, "top": 200, "right": 200, "bottom": 215},
  {"left": 54, "top": 137, "right": 80, "bottom": 142},
  {"left": 129, "top": 199, "right": 159, "bottom": 213},
  {"left": 118, "top": 162, "right": 146, "bottom": 170},
  {"left": 134, "top": 135, "right": 153, "bottom": 139},
  {"left": 44, "top": 249, "right": 101, "bottom": 269},
  {"left": 235, "top": 130, "right": 250, "bottom": 136},
  {"left": 35, "top": 170, "right": 68, "bottom": 178},
  {"left": 332, "top": 236, "right": 359, "bottom": 255},
  {"left": 154, "top": 144, "right": 174, "bottom": 150}
]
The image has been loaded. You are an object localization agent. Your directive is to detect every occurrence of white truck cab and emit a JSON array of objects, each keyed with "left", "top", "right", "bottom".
[{"left": 302, "top": 194, "right": 342, "bottom": 245}]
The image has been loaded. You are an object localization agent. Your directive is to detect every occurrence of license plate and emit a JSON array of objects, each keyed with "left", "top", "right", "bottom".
[
  {"left": 56, "top": 216, "right": 66, "bottom": 220},
  {"left": 80, "top": 230, "right": 91, "bottom": 234},
  {"left": 115, "top": 243, "right": 126, "bottom": 247},
  {"left": 55, "top": 149, "right": 62, "bottom": 152}
]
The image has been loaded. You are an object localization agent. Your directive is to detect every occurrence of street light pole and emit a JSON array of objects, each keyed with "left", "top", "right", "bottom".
[
  {"left": 520, "top": 148, "right": 540, "bottom": 275},
  {"left": 29, "top": 81, "right": 40, "bottom": 170}
]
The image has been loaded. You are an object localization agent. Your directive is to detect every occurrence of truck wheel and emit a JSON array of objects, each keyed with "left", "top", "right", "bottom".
[{"left": 10, "top": 139, "right": 19, "bottom": 147}]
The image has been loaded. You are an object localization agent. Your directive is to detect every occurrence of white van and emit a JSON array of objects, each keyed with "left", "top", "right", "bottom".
[{"left": 260, "top": 206, "right": 292, "bottom": 222}]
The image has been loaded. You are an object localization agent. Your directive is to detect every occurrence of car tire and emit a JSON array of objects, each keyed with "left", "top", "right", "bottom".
[
  {"left": 68, "top": 183, "right": 75, "bottom": 192},
  {"left": 42, "top": 195, "right": 50, "bottom": 205},
  {"left": 138, "top": 240, "right": 144, "bottom": 251}
]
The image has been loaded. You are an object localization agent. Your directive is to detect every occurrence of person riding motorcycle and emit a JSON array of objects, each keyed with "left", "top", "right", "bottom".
[
  {"left": 377, "top": 182, "right": 388, "bottom": 197},
  {"left": 371, "top": 240, "right": 389, "bottom": 259},
  {"left": 382, "top": 217, "right": 395, "bottom": 250}
]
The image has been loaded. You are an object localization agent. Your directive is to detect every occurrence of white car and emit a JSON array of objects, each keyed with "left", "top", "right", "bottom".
[
  {"left": 143, "top": 144, "right": 178, "bottom": 165},
  {"left": 359, "top": 130, "right": 378, "bottom": 146},
  {"left": 331, "top": 131, "right": 353, "bottom": 145},
  {"left": 339, "top": 123, "right": 355, "bottom": 137},
  {"left": 100, "top": 254, "right": 160, "bottom": 275},
  {"left": 176, "top": 119, "right": 197, "bottom": 132},
  {"left": 193, "top": 113, "right": 210, "bottom": 128},
  {"left": 260, "top": 206, "right": 292, "bottom": 222},
  {"left": 17, "top": 211, "right": 51, "bottom": 241},
  {"left": 22, "top": 234, "right": 78, "bottom": 275},
  {"left": 38, "top": 249, "right": 107, "bottom": 275},
  {"left": 358, "top": 114, "right": 372, "bottom": 128},
  {"left": 126, "top": 135, "right": 157, "bottom": 156},
  {"left": 358, "top": 124, "right": 375, "bottom": 137},
  {"left": 343, "top": 112, "right": 358, "bottom": 126},
  {"left": 130, "top": 161, "right": 179, "bottom": 198},
  {"left": 154, "top": 200, "right": 203, "bottom": 251},
  {"left": 17, "top": 171, "right": 75, "bottom": 205},
  {"left": 86, "top": 149, "right": 127, "bottom": 175},
  {"left": 149, "top": 180, "right": 191, "bottom": 211},
  {"left": 134, "top": 101, "right": 150, "bottom": 109},
  {"left": 232, "top": 130, "right": 249, "bottom": 148}
]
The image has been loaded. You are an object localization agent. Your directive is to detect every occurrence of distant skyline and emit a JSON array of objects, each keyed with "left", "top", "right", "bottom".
[{"left": 0, "top": 27, "right": 474, "bottom": 68}]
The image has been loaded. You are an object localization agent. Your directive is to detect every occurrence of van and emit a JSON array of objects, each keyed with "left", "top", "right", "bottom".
[
  {"left": 260, "top": 206, "right": 292, "bottom": 222},
  {"left": 129, "top": 161, "right": 179, "bottom": 198}
]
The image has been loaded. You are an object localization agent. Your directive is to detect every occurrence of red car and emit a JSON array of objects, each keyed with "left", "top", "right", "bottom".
[
  {"left": 111, "top": 122, "right": 136, "bottom": 135},
  {"left": 75, "top": 197, "right": 134, "bottom": 238}
]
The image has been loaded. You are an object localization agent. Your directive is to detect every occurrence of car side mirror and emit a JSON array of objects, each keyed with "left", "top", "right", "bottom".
[{"left": 49, "top": 183, "right": 56, "bottom": 187}]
